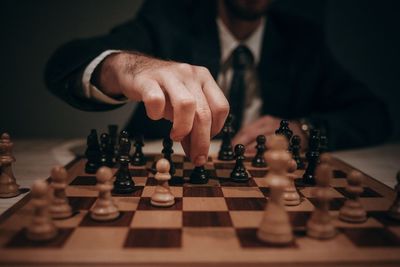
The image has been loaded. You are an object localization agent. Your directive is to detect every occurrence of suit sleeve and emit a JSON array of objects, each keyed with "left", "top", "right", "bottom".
[
  {"left": 44, "top": 0, "right": 158, "bottom": 111},
  {"left": 307, "top": 45, "right": 391, "bottom": 150}
]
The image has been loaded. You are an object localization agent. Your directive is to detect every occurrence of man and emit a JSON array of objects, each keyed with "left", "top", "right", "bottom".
[{"left": 45, "top": 0, "right": 390, "bottom": 166}]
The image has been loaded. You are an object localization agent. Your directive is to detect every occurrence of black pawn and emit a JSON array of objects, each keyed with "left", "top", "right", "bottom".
[
  {"left": 218, "top": 114, "right": 235, "bottom": 161},
  {"left": 252, "top": 135, "right": 267, "bottom": 167},
  {"left": 230, "top": 144, "right": 249, "bottom": 182},
  {"left": 108, "top": 124, "right": 119, "bottom": 156},
  {"left": 290, "top": 135, "right": 304, "bottom": 169},
  {"left": 131, "top": 135, "right": 146, "bottom": 166},
  {"left": 85, "top": 129, "right": 101, "bottom": 174},
  {"left": 275, "top": 119, "right": 293, "bottom": 141},
  {"left": 388, "top": 171, "right": 400, "bottom": 221},
  {"left": 189, "top": 166, "right": 209, "bottom": 184},
  {"left": 302, "top": 129, "right": 320, "bottom": 185},
  {"left": 162, "top": 137, "right": 175, "bottom": 175},
  {"left": 113, "top": 137, "right": 135, "bottom": 194},
  {"left": 99, "top": 133, "right": 114, "bottom": 167}
]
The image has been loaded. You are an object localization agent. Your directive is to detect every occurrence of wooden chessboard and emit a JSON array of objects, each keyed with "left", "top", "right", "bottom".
[{"left": 0, "top": 153, "right": 399, "bottom": 266}]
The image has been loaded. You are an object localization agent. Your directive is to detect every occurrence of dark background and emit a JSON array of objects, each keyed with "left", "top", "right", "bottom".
[{"left": 1, "top": 0, "right": 399, "bottom": 142}]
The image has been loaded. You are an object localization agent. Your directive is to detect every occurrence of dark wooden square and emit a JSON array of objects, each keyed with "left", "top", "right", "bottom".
[
  {"left": 146, "top": 176, "right": 185, "bottom": 186},
  {"left": 182, "top": 211, "right": 232, "bottom": 227},
  {"left": 333, "top": 170, "right": 347, "bottom": 179},
  {"left": 308, "top": 197, "right": 346, "bottom": 211},
  {"left": 369, "top": 211, "right": 400, "bottom": 226},
  {"left": 129, "top": 169, "right": 148, "bottom": 177},
  {"left": 183, "top": 169, "right": 217, "bottom": 179},
  {"left": 79, "top": 211, "right": 134, "bottom": 227},
  {"left": 288, "top": 211, "right": 312, "bottom": 228},
  {"left": 248, "top": 169, "right": 268, "bottom": 178},
  {"left": 5, "top": 228, "right": 74, "bottom": 248},
  {"left": 219, "top": 178, "right": 257, "bottom": 187},
  {"left": 335, "top": 187, "right": 382, "bottom": 198},
  {"left": 68, "top": 197, "right": 97, "bottom": 211},
  {"left": 69, "top": 176, "right": 96, "bottom": 186},
  {"left": 225, "top": 198, "right": 266, "bottom": 211},
  {"left": 112, "top": 186, "right": 144, "bottom": 197},
  {"left": 342, "top": 228, "right": 400, "bottom": 247},
  {"left": 137, "top": 197, "right": 183, "bottom": 210},
  {"left": 259, "top": 187, "right": 270, "bottom": 197},
  {"left": 236, "top": 228, "right": 297, "bottom": 248},
  {"left": 124, "top": 228, "right": 182, "bottom": 248},
  {"left": 183, "top": 186, "right": 223, "bottom": 197},
  {"left": 214, "top": 162, "right": 236, "bottom": 169}
]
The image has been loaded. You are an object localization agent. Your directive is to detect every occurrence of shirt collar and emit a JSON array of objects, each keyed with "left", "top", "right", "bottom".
[{"left": 217, "top": 17, "right": 266, "bottom": 65}]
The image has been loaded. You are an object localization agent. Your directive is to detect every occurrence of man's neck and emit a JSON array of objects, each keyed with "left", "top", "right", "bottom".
[{"left": 218, "top": 0, "right": 263, "bottom": 41}]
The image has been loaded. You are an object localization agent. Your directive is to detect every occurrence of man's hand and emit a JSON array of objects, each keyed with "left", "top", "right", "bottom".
[
  {"left": 93, "top": 52, "right": 229, "bottom": 166},
  {"left": 232, "top": 115, "right": 308, "bottom": 153}
]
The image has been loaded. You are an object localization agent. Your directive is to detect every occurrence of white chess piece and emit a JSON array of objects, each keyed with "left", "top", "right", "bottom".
[
  {"left": 90, "top": 167, "right": 120, "bottom": 221},
  {"left": 50, "top": 166, "right": 73, "bottom": 219},
  {"left": 283, "top": 158, "right": 301, "bottom": 206},
  {"left": 151, "top": 158, "right": 175, "bottom": 207}
]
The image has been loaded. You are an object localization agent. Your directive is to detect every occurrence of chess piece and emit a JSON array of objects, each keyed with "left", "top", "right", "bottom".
[
  {"left": 258, "top": 136, "right": 293, "bottom": 245},
  {"left": 108, "top": 124, "right": 119, "bottom": 156},
  {"left": 218, "top": 114, "right": 235, "bottom": 161},
  {"left": 85, "top": 129, "right": 101, "bottom": 174},
  {"left": 289, "top": 135, "right": 304, "bottom": 169},
  {"left": 26, "top": 180, "right": 58, "bottom": 241},
  {"left": 50, "top": 166, "right": 72, "bottom": 219},
  {"left": 131, "top": 135, "right": 146, "bottom": 166},
  {"left": 189, "top": 166, "right": 209, "bottom": 184},
  {"left": 388, "top": 171, "right": 400, "bottom": 221},
  {"left": 339, "top": 170, "right": 367, "bottom": 223},
  {"left": 99, "top": 133, "right": 114, "bottom": 167},
  {"left": 114, "top": 137, "right": 135, "bottom": 194},
  {"left": 275, "top": 119, "right": 293, "bottom": 141},
  {"left": 151, "top": 159, "right": 175, "bottom": 207},
  {"left": 319, "top": 135, "right": 328, "bottom": 154},
  {"left": 0, "top": 133, "right": 20, "bottom": 198},
  {"left": 252, "top": 135, "right": 267, "bottom": 167},
  {"left": 283, "top": 159, "right": 301, "bottom": 206},
  {"left": 302, "top": 129, "right": 320, "bottom": 185},
  {"left": 91, "top": 167, "right": 120, "bottom": 221},
  {"left": 162, "top": 137, "right": 175, "bottom": 175},
  {"left": 307, "top": 163, "right": 336, "bottom": 239},
  {"left": 230, "top": 144, "right": 249, "bottom": 182}
]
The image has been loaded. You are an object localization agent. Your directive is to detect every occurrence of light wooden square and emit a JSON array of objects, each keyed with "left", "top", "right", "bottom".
[
  {"left": 230, "top": 211, "right": 263, "bottom": 228},
  {"left": 222, "top": 187, "right": 264, "bottom": 198},
  {"left": 182, "top": 227, "right": 240, "bottom": 251},
  {"left": 300, "top": 187, "right": 343, "bottom": 198},
  {"left": 66, "top": 186, "right": 98, "bottom": 197},
  {"left": 131, "top": 211, "right": 182, "bottom": 228},
  {"left": 183, "top": 197, "right": 228, "bottom": 211},
  {"left": 113, "top": 197, "right": 140, "bottom": 211},
  {"left": 64, "top": 227, "right": 129, "bottom": 249}
]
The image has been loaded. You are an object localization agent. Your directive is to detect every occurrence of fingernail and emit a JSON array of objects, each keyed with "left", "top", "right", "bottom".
[{"left": 194, "top": 155, "right": 207, "bottom": 166}]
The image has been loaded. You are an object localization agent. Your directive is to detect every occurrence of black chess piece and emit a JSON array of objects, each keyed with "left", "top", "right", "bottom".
[
  {"left": 117, "top": 130, "right": 131, "bottom": 161},
  {"left": 302, "top": 129, "right": 320, "bottom": 185},
  {"left": 162, "top": 137, "right": 175, "bottom": 175},
  {"left": 189, "top": 166, "right": 209, "bottom": 184},
  {"left": 218, "top": 114, "right": 235, "bottom": 161},
  {"left": 252, "top": 135, "right": 267, "bottom": 167},
  {"left": 388, "top": 171, "right": 400, "bottom": 221},
  {"left": 108, "top": 124, "right": 119, "bottom": 156},
  {"left": 319, "top": 135, "right": 328, "bottom": 154},
  {"left": 131, "top": 135, "right": 146, "bottom": 166},
  {"left": 85, "top": 129, "right": 101, "bottom": 174},
  {"left": 113, "top": 137, "right": 135, "bottom": 194},
  {"left": 275, "top": 119, "right": 293, "bottom": 141},
  {"left": 99, "top": 133, "right": 114, "bottom": 167},
  {"left": 230, "top": 144, "right": 249, "bottom": 182},
  {"left": 290, "top": 135, "right": 304, "bottom": 169}
]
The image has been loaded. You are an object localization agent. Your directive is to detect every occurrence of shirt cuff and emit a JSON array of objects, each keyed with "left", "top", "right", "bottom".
[{"left": 82, "top": 50, "right": 129, "bottom": 105}]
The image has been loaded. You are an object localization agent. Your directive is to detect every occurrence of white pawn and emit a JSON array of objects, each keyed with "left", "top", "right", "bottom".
[
  {"left": 90, "top": 167, "right": 120, "bottom": 221},
  {"left": 339, "top": 170, "right": 367, "bottom": 223},
  {"left": 50, "top": 166, "right": 72, "bottom": 219},
  {"left": 258, "top": 136, "right": 293, "bottom": 245},
  {"left": 307, "top": 159, "right": 336, "bottom": 239},
  {"left": 26, "top": 180, "right": 58, "bottom": 241},
  {"left": 151, "top": 158, "right": 175, "bottom": 207},
  {"left": 283, "top": 158, "right": 301, "bottom": 206}
]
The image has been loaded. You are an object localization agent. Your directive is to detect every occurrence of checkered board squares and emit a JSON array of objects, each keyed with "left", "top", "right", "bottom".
[{"left": 1, "top": 154, "right": 400, "bottom": 266}]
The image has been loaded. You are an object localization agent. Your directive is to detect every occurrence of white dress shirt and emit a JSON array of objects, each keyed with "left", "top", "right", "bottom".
[{"left": 82, "top": 17, "right": 266, "bottom": 125}]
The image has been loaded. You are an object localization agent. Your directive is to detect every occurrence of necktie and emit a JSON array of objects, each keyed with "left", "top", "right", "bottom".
[{"left": 229, "top": 45, "right": 255, "bottom": 132}]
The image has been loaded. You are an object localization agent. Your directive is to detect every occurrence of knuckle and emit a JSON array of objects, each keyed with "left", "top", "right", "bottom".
[
  {"left": 176, "top": 63, "right": 194, "bottom": 74},
  {"left": 195, "top": 107, "right": 212, "bottom": 123},
  {"left": 214, "top": 101, "right": 230, "bottom": 118},
  {"left": 176, "top": 96, "right": 196, "bottom": 111},
  {"left": 194, "top": 66, "right": 210, "bottom": 77}
]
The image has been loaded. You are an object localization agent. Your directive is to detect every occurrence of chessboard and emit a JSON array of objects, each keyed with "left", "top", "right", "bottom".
[{"left": 0, "top": 153, "right": 399, "bottom": 266}]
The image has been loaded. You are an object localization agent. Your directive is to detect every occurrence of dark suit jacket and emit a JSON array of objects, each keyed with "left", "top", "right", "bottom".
[{"left": 45, "top": 0, "right": 391, "bottom": 150}]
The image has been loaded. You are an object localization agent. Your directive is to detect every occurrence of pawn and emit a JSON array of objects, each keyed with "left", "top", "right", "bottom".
[
  {"left": 230, "top": 144, "right": 249, "bottom": 182},
  {"left": 289, "top": 135, "right": 304, "bottom": 169},
  {"left": 26, "top": 180, "right": 58, "bottom": 241},
  {"left": 283, "top": 159, "right": 301, "bottom": 206},
  {"left": 339, "top": 171, "right": 367, "bottom": 223},
  {"left": 388, "top": 171, "right": 400, "bottom": 221},
  {"left": 151, "top": 159, "right": 175, "bottom": 207},
  {"left": 302, "top": 129, "right": 320, "bottom": 185},
  {"left": 252, "top": 135, "right": 267, "bottom": 167},
  {"left": 307, "top": 162, "right": 336, "bottom": 239},
  {"left": 275, "top": 119, "right": 293, "bottom": 141},
  {"left": 91, "top": 167, "right": 120, "bottom": 221},
  {"left": 50, "top": 166, "right": 72, "bottom": 219},
  {"left": 131, "top": 135, "right": 146, "bottom": 166},
  {"left": 189, "top": 166, "right": 209, "bottom": 184},
  {"left": 0, "top": 133, "right": 20, "bottom": 198}
]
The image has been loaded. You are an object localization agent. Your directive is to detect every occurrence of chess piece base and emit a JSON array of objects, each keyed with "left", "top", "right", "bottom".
[
  {"left": 231, "top": 172, "right": 249, "bottom": 183},
  {"left": 339, "top": 204, "right": 367, "bottom": 223},
  {"left": 90, "top": 208, "right": 120, "bottom": 221},
  {"left": 257, "top": 229, "right": 293, "bottom": 245},
  {"left": 0, "top": 190, "right": 20, "bottom": 198},
  {"left": 283, "top": 191, "right": 301, "bottom": 206},
  {"left": 307, "top": 222, "right": 336, "bottom": 240},
  {"left": 26, "top": 224, "right": 58, "bottom": 241},
  {"left": 50, "top": 204, "right": 73, "bottom": 219},
  {"left": 151, "top": 198, "right": 175, "bottom": 207},
  {"left": 151, "top": 191, "right": 175, "bottom": 207}
]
